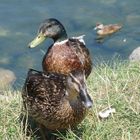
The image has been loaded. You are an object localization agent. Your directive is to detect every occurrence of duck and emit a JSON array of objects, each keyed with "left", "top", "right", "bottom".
[
  {"left": 94, "top": 23, "right": 122, "bottom": 37},
  {"left": 28, "top": 18, "right": 92, "bottom": 78},
  {"left": 22, "top": 69, "right": 93, "bottom": 139}
]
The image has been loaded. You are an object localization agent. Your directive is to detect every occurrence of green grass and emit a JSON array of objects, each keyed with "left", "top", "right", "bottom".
[{"left": 0, "top": 61, "right": 140, "bottom": 140}]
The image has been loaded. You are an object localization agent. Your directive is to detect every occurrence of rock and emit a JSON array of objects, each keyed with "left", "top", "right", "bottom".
[
  {"left": 129, "top": 47, "right": 140, "bottom": 61},
  {"left": 0, "top": 68, "right": 16, "bottom": 89}
]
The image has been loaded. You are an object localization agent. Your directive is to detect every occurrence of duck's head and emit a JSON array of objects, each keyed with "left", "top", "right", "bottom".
[
  {"left": 29, "top": 18, "right": 68, "bottom": 48},
  {"left": 66, "top": 70, "right": 93, "bottom": 109},
  {"left": 94, "top": 23, "right": 104, "bottom": 30}
]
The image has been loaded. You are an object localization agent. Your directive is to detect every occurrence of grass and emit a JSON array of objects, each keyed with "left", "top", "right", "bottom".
[{"left": 0, "top": 60, "right": 140, "bottom": 140}]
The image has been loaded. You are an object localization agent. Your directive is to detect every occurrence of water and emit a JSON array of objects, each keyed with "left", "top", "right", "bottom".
[{"left": 0, "top": 0, "right": 140, "bottom": 86}]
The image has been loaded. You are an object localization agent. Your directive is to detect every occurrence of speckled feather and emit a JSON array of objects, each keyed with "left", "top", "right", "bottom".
[{"left": 22, "top": 69, "right": 87, "bottom": 130}]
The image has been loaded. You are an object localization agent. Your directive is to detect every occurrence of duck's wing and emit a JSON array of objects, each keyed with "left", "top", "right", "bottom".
[
  {"left": 22, "top": 69, "right": 46, "bottom": 98},
  {"left": 22, "top": 69, "right": 66, "bottom": 102},
  {"left": 68, "top": 38, "right": 92, "bottom": 78}
]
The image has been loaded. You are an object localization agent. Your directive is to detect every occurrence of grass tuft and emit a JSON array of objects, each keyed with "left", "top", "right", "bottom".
[{"left": 0, "top": 61, "right": 140, "bottom": 139}]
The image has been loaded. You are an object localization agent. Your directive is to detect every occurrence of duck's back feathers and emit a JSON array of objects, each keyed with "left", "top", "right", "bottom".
[
  {"left": 23, "top": 69, "right": 65, "bottom": 99},
  {"left": 22, "top": 69, "right": 90, "bottom": 130},
  {"left": 22, "top": 69, "right": 66, "bottom": 118}
]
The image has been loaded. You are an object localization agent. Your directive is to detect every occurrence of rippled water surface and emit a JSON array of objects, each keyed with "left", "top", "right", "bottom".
[{"left": 0, "top": 0, "right": 140, "bottom": 86}]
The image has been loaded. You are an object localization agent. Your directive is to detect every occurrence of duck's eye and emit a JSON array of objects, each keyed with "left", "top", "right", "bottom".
[{"left": 47, "top": 24, "right": 52, "bottom": 28}]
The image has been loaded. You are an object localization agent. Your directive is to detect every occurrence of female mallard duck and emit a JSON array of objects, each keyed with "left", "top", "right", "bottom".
[
  {"left": 28, "top": 18, "right": 92, "bottom": 78},
  {"left": 94, "top": 23, "right": 122, "bottom": 36},
  {"left": 22, "top": 69, "right": 93, "bottom": 139}
]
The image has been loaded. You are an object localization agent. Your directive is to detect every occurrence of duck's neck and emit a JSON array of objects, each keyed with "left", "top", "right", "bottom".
[
  {"left": 54, "top": 30, "right": 68, "bottom": 42},
  {"left": 56, "top": 36, "right": 67, "bottom": 42}
]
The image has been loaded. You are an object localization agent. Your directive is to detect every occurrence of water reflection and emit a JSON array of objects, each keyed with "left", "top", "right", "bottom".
[{"left": 0, "top": 0, "right": 140, "bottom": 86}]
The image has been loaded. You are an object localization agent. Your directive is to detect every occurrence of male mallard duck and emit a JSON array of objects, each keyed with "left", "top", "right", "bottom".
[
  {"left": 94, "top": 23, "right": 122, "bottom": 36},
  {"left": 22, "top": 69, "right": 93, "bottom": 138},
  {"left": 28, "top": 18, "right": 92, "bottom": 78}
]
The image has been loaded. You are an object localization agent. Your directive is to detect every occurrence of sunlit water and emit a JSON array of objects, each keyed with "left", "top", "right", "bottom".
[{"left": 0, "top": 0, "right": 140, "bottom": 87}]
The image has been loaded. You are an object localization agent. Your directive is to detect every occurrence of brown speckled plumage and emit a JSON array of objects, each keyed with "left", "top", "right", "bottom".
[{"left": 22, "top": 69, "right": 93, "bottom": 131}]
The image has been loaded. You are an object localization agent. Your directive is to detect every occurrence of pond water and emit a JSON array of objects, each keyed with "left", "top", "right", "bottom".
[{"left": 0, "top": 0, "right": 140, "bottom": 87}]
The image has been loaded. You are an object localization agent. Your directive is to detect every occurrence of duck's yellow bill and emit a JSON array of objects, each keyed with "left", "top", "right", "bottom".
[{"left": 28, "top": 32, "right": 46, "bottom": 48}]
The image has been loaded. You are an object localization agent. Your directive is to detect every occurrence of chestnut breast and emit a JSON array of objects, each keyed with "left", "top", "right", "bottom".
[{"left": 42, "top": 39, "right": 92, "bottom": 78}]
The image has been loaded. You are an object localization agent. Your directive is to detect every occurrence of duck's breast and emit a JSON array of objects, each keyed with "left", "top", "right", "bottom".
[{"left": 42, "top": 38, "right": 92, "bottom": 78}]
